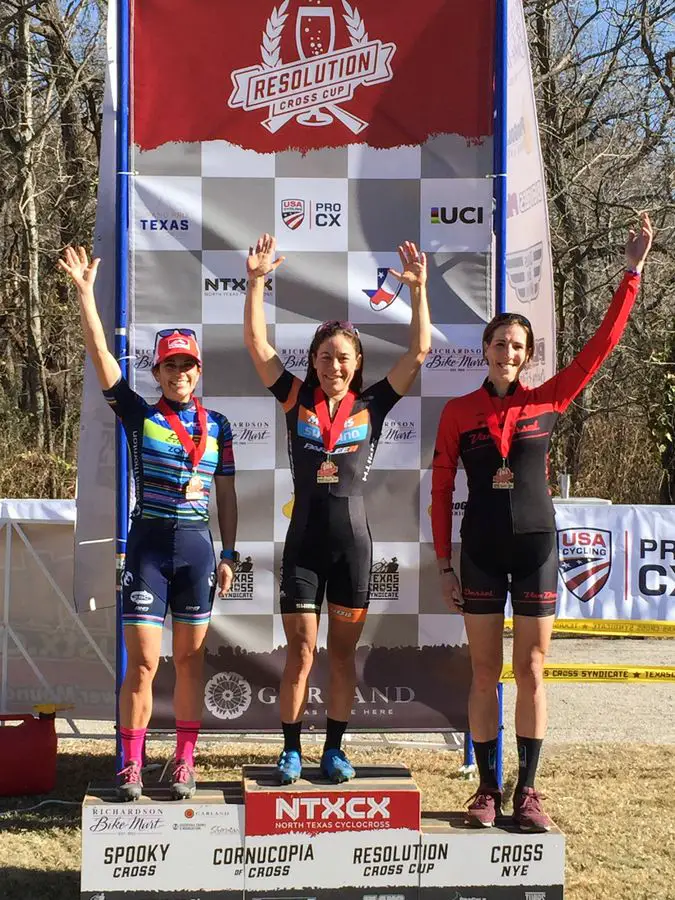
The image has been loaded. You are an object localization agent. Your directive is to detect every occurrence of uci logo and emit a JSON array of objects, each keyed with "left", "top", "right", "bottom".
[{"left": 431, "top": 206, "right": 485, "bottom": 225}]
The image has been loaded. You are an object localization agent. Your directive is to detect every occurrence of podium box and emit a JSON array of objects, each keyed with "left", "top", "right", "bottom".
[
  {"left": 81, "top": 782, "right": 244, "bottom": 899},
  {"left": 81, "top": 769, "right": 565, "bottom": 900}
]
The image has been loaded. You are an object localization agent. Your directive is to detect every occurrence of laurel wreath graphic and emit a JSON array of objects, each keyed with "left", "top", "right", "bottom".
[
  {"left": 261, "top": 0, "right": 289, "bottom": 69},
  {"left": 342, "top": 0, "right": 369, "bottom": 45}
]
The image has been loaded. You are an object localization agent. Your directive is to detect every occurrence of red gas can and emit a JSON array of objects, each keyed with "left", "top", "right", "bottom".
[{"left": 0, "top": 713, "right": 57, "bottom": 795}]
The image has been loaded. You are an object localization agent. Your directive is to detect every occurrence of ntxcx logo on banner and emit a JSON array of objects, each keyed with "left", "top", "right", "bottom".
[{"left": 558, "top": 528, "right": 612, "bottom": 602}]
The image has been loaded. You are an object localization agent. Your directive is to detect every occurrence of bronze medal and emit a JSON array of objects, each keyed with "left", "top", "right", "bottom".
[
  {"left": 316, "top": 459, "right": 339, "bottom": 484},
  {"left": 493, "top": 463, "right": 515, "bottom": 490},
  {"left": 185, "top": 474, "right": 205, "bottom": 499}
]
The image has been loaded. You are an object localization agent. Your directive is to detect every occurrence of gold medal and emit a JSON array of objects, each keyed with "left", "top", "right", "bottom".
[
  {"left": 185, "top": 474, "right": 205, "bottom": 499},
  {"left": 317, "top": 459, "right": 339, "bottom": 484}
]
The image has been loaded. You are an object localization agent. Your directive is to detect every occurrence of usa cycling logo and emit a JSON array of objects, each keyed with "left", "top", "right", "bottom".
[
  {"left": 558, "top": 528, "right": 612, "bottom": 602},
  {"left": 228, "top": 1, "right": 396, "bottom": 134},
  {"left": 282, "top": 199, "right": 305, "bottom": 230},
  {"left": 506, "top": 242, "right": 543, "bottom": 304},
  {"left": 363, "top": 267, "right": 402, "bottom": 311}
]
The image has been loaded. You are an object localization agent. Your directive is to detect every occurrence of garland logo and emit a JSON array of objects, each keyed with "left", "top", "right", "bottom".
[
  {"left": 558, "top": 528, "right": 612, "bottom": 602},
  {"left": 228, "top": 1, "right": 396, "bottom": 134},
  {"left": 204, "top": 672, "right": 252, "bottom": 720}
]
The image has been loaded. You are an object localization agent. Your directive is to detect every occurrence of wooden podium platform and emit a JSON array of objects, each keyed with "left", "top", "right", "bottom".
[{"left": 81, "top": 767, "right": 565, "bottom": 900}]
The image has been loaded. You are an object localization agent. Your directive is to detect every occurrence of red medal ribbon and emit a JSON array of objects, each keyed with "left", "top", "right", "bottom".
[
  {"left": 481, "top": 383, "right": 525, "bottom": 460},
  {"left": 157, "top": 396, "right": 208, "bottom": 470},
  {"left": 313, "top": 388, "right": 357, "bottom": 452}
]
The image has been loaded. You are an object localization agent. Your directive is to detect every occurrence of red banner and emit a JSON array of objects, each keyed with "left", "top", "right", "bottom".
[{"left": 133, "top": 0, "right": 495, "bottom": 151}]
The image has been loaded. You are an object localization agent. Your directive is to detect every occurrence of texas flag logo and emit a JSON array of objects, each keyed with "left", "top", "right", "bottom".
[{"left": 362, "top": 267, "right": 403, "bottom": 311}]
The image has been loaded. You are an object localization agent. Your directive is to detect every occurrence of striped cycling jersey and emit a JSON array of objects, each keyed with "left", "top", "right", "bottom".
[{"left": 103, "top": 377, "right": 234, "bottom": 524}]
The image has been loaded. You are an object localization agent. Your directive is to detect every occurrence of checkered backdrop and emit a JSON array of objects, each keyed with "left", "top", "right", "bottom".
[{"left": 124, "top": 0, "right": 502, "bottom": 731}]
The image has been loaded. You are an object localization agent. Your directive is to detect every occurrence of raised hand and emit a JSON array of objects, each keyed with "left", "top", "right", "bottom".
[
  {"left": 389, "top": 241, "right": 427, "bottom": 288},
  {"left": 57, "top": 246, "right": 100, "bottom": 293},
  {"left": 625, "top": 212, "right": 653, "bottom": 274},
  {"left": 247, "top": 233, "right": 286, "bottom": 279}
]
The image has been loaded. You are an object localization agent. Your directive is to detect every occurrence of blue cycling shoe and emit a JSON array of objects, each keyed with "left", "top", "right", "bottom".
[
  {"left": 320, "top": 748, "right": 356, "bottom": 784},
  {"left": 276, "top": 749, "right": 302, "bottom": 785}
]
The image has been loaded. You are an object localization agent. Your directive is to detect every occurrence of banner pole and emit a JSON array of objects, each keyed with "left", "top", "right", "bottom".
[
  {"left": 114, "top": 0, "right": 131, "bottom": 770},
  {"left": 494, "top": 0, "right": 509, "bottom": 786}
]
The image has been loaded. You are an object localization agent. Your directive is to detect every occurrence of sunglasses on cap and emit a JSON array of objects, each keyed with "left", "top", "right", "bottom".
[
  {"left": 152, "top": 328, "right": 201, "bottom": 366},
  {"left": 316, "top": 320, "right": 360, "bottom": 336}
]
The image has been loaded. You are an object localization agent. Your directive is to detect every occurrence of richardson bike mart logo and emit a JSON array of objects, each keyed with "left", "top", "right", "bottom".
[
  {"left": 228, "top": 0, "right": 396, "bottom": 135},
  {"left": 425, "top": 344, "right": 486, "bottom": 373},
  {"left": 506, "top": 241, "right": 544, "bottom": 304},
  {"left": 558, "top": 528, "right": 612, "bottom": 602}
]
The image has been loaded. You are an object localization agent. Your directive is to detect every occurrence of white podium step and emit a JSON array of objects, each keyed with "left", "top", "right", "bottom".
[{"left": 80, "top": 771, "right": 565, "bottom": 900}]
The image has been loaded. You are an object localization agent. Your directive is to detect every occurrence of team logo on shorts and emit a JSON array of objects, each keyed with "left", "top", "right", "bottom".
[
  {"left": 228, "top": 1, "right": 396, "bottom": 135},
  {"left": 122, "top": 570, "right": 134, "bottom": 587},
  {"left": 506, "top": 241, "right": 544, "bottom": 304},
  {"left": 558, "top": 528, "right": 612, "bottom": 602},
  {"left": 362, "top": 267, "right": 403, "bottom": 311},
  {"left": 281, "top": 199, "right": 305, "bottom": 230},
  {"left": 204, "top": 671, "right": 252, "bottom": 720}
]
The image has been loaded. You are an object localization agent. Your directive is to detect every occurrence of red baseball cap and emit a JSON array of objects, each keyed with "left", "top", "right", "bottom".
[{"left": 152, "top": 329, "right": 202, "bottom": 366}]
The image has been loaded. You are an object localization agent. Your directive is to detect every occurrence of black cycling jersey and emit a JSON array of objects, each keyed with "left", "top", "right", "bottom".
[
  {"left": 269, "top": 369, "right": 401, "bottom": 612},
  {"left": 269, "top": 369, "right": 400, "bottom": 500}
]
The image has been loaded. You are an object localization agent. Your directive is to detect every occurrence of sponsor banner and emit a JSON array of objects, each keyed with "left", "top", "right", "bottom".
[
  {"left": 202, "top": 250, "right": 277, "bottom": 325},
  {"left": 421, "top": 829, "right": 565, "bottom": 888},
  {"left": 348, "top": 251, "right": 408, "bottom": 324},
  {"left": 134, "top": 0, "right": 495, "bottom": 152},
  {"left": 81, "top": 796, "right": 244, "bottom": 893},
  {"left": 245, "top": 789, "right": 420, "bottom": 836},
  {"left": 501, "top": 664, "right": 675, "bottom": 683},
  {"left": 506, "top": 0, "right": 555, "bottom": 386},
  {"left": 372, "top": 398, "right": 421, "bottom": 470},
  {"left": 422, "top": 326, "right": 487, "bottom": 397},
  {"left": 554, "top": 504, "right": 675, "bottom": 622},
  {"left": 276, "top": 179, "right": 349, "bottom": 252}
]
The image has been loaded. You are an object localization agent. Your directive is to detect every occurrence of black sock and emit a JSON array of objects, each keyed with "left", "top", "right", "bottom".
[
  {"left": 281, "top": 721, "right": 302, "bottom": 753},
  {"left": 472, "top": 738, "right": 499, "bottom": 790},
  {"left": 323, "top": 718, "right": 348, "bottom": 752},
  {"left": 516, "top": 735, "right": 543, "bottom": 791}
]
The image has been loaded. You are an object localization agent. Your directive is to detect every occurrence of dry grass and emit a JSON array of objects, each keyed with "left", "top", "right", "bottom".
[{"left": 0, "top": 739, "right": 673, "bottom": 900}]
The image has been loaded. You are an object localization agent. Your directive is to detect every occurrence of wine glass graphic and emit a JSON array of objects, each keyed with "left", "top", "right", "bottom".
[{"left": 295, "top": 6, "right": 335, "bottom": 126}]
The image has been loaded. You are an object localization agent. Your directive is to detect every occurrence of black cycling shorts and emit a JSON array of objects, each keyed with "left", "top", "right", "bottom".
[
  {"left": 122, "top": 520, "right": 216, "bottom": 627},
  {"left": 460, "top": 531, "right": 558, "bottom": 618},
  {"left": 280, "top": 496, "right": 371, "bottom": 621}
]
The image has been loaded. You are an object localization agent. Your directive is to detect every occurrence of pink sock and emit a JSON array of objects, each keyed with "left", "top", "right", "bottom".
[
  {"left": 176, "top": 720, "right": 201, "bottom": 766},
  {"left": 120, "top": 727, "right": 146, "bottom": 767}
]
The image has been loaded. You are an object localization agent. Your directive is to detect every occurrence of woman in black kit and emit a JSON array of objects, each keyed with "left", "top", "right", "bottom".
[{"left": 244, "top": 233, "right": 430, "bottom": 785}]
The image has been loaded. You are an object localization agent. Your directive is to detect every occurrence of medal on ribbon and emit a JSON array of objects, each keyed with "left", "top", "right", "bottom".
[
  {"left": 479, "top": 386, "right": 524, "bottom": 491},
  {"left": 157, "top": 397, "right": 208, "bottom": 499},
  {"left": 313, "top": 388, "right": 357, "bottom": 485}
]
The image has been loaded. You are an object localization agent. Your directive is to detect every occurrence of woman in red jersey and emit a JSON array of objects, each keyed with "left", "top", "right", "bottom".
[{"left": 431, "top": 214, "right": 652, "bottom": 831}]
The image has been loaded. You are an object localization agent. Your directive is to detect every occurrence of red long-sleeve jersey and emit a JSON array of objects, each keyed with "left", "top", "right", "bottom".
[{"left": 431, "top": 272, "right": 641, "bottom": 558}]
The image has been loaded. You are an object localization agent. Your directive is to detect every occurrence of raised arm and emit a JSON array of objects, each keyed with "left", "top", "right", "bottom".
[
  {"left": 244, "top": 233, "right": 286, "bottom": 388},
  {"left": 542, "top": 213, "right": 653, "bottom": 412},
  {"left": 385, "top": 242, "right": 432, "bottom": 396},
  {"left": 58, "top": 247, "right": 121, "bottom": 390}
]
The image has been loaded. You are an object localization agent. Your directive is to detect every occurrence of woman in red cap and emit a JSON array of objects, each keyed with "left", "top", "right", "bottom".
[{"left": 59, "top": 246, "right": 239, "bottom": 801}]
